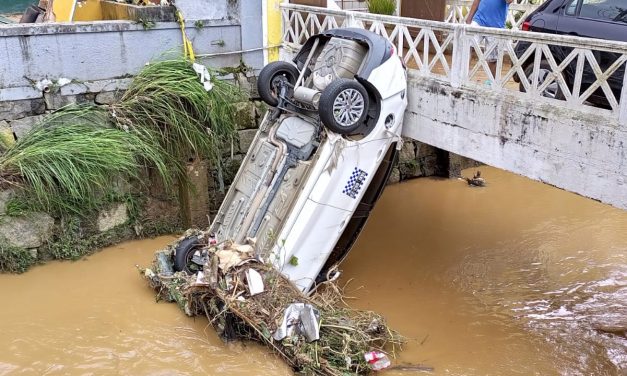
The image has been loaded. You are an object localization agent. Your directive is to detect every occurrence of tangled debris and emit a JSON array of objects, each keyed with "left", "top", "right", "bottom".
[{"left": 143, "top": 230, "right": 404, "bottom": 375}]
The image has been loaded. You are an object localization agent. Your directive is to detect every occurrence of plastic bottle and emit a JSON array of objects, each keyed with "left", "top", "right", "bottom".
[{"left": 364, "top": 351, "right": 391, "bottom": 371}]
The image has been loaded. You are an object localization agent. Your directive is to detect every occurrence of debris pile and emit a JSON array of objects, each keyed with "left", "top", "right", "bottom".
[
  {"left": 464, "top": 170, "right": 486, "bottom": 187},
  {"left": 143, "top": 230, "right": 404, "bottom": 375}
]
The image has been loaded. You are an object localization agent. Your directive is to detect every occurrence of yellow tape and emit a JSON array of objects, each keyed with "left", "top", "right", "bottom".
[{"left": 177, "top": 10, "right": 196, "bottom": 62}]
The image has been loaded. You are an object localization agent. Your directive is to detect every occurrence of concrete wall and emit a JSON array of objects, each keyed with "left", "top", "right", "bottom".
[
  {"left": 402, "top": 73, "right": 627, "bottom": 210},
  {"left": 0, "top": 0, "right": 265, "bottom": 131}
]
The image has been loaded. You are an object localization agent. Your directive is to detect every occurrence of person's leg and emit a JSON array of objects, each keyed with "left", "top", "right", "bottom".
[
  {"left": 471, "top": 22, "right": 498, "bottom": 81},
  {"left": 485, "top": 36, "right": 499, "bottom": 80},
  {"left": 488, "top": 61, "right": 497, "bottom": 78}
]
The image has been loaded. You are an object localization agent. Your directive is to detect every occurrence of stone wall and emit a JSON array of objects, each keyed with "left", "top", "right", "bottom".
[
  {"left": 388, "top": 137, "right": 480, "bottom": 183},
  {"left": 0, "top": 90, "right": 266, "bottom": 267}
]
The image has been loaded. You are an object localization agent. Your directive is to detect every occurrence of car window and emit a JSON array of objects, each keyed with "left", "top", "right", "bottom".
[
  {"left": 565, "top": 0, "right": 578, "bottom": 15},
  {"left": 579, "top": 0, "right": 627, "bottom": 23}
]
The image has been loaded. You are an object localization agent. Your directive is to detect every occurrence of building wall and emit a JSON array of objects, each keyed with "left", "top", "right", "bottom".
[
  {"left": 0, "top": 0, "right": 266, "bottom": 130},
  {"left": 53, "top": 0, "right": 103, "bottom": 21}
]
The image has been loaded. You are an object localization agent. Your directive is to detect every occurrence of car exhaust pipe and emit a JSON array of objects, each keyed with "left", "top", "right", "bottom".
[{"left": 293, "top": 87, "right": 321, "bottom": 108}]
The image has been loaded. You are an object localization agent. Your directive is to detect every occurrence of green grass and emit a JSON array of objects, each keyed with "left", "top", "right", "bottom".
[
  {"left": 368, "top": 0, "right": 396, "bottom": 15},
  {"left": 115, "top": 60, "right": 240, "bottom": 166},
  {"left": 0, "top": 106, "right": 169, "bottom": 216},
  {"left": 4, "top": 196, "right": 35, "bottom": 217}
]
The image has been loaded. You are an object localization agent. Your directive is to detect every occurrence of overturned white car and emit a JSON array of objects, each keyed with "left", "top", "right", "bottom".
[{"left": 174, "top": 28, "right": 407, "bottom": 292}]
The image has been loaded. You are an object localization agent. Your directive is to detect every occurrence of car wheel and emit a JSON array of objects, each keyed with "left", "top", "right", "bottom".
[
  {"left": 173, "top": 237, "right": 204, "bottom": 274},
  {"left": 257, "top": 61, "right": 300, "bottom": 107},
  {"left": 319, "top": 79, "right": 370, "bottom": 135},
  {"left": 520, "top": 61, "right": 565, "bottom": 100}
]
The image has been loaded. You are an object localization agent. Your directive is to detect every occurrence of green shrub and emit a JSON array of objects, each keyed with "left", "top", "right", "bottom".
[
  {"left": 368, "top": 0, "right": 396, "bottom": 15},
  {"left": 0, "top": 238, "right": 36, "bottom": 273}
]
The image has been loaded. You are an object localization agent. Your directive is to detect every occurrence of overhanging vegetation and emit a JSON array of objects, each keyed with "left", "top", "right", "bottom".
[{"left": 0, "top": 59, "right": 244, "bottom": 272}]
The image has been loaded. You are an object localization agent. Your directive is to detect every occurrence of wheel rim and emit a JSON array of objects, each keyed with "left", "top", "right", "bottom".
[
  {"left": 185, "top": 247, "right": 203, "bottom": 273},
  {"left": 332, "top": 88, "right": 364, "bottom": 127},
  {"left": 537, "top": 68, "right": 559, "bottom": 99}
]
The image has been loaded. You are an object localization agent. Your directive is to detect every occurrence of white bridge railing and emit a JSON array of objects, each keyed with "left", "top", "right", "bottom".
[
  {"left": 445, "top": 0, "right": 543, "bottom": 30},
  {"left": 319, "top": 0, "right": 545, "bottom": 30},
  {"left": 281, "top": 3, "right": 627, "bottom": 124}
]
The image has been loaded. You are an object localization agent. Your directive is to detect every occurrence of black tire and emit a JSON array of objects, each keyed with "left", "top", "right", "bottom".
[
  {"left": 519, "top": 60, "right": 565, "bottom": 100},
  {"left": 257, "top": 61, "right": 300, "bottom": 107},
  {"left": 318, "top": 79, "right": 370, "bottom": 135},
  {"left": 173, "top": 237, "right": 203, "bottom": 274}
]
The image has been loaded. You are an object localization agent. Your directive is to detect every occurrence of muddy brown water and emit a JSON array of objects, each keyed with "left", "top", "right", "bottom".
[{"left": 1, "top": 166, "right": 625, "bottom": 375}]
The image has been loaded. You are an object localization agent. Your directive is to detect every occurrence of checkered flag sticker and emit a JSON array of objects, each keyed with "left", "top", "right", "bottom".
[{"left": 342, "top": 167, "right": 368, "bottom": 199}]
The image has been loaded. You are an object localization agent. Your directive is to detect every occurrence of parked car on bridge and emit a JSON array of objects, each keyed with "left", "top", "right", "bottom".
[
  {"left": 514, "top": 0, "right": 626, "bottom": 108},
  {"left": 172, "top": 28, "right": 407, "bottom": 292}
]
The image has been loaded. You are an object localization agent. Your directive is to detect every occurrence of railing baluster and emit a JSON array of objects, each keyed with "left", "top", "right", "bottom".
[
  {"left": 620, "top": 65, "right": 627, "bottom": 125},
  {"left": 572, "top": 50, "right": 585, "bottom": 105},
  {"left": 423, "top": 29, "right": 429, "bottom": 75},
  {"left": 450, "top": 26, "right": 462, "bottom": 88}
]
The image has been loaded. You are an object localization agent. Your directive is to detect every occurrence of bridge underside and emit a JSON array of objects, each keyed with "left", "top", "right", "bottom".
[{"left": 402, "top": 73, "right": 627, "bottom": 210}]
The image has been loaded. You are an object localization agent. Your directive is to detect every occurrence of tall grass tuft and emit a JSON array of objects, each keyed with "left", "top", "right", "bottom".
[
  {"left": 114, "top": 59, "right": 242, "bottom": 177},
  {"left": 0, "top": 59, "right": 243, "bottom": 218},
  {"left": 0, "top": 106, "right": 169, "bottom": 215},
  {"left": 367, "top": 0, "right": 396, "bottom": 15}
]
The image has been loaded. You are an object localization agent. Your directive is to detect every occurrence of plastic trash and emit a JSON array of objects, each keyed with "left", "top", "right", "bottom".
[
  {"left": 156, "top": 251, "right": 174, "bottom": 276},
  {"left": 364, "top": 351, "right": 391, "bottom": 371},
  {"left": 273, "top": 303, "right": 320, "bottom": 342},
  {"left": 245, "top": 268, "right": 264, "bottom": 295},
  {"left": 192, "top": 63, "right": 213, "bottom": 92},
  {"left": 193, "top": 271, "right": 208, "bottom": 286}
]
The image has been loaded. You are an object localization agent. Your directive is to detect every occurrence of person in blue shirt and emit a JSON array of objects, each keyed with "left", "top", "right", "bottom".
[{"left": 466, "top": 0, "right": 514, "bottom": 80}]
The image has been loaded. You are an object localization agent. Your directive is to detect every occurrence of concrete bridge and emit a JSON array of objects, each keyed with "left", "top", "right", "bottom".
[{"left": 280, "top": 3, "right": 627, "bottom": 210}]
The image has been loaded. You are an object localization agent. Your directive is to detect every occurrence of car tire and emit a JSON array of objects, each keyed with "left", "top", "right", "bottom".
[
  {"left": 257, "top": 61, "right": 300, "bottom": 107},
  {"left": 318, "top": 79, "right": 370, "bottom": 135},
  {"left": 173, "top": 237, "right": 203, "bottom": 274},
  {"left": 519, "top": 60, "right": 565, "bottom": 100}
]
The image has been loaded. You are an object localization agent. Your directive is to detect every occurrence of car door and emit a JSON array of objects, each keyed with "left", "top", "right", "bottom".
[{"left": 556, "top": 0, "right": 627, "bottom": 106}]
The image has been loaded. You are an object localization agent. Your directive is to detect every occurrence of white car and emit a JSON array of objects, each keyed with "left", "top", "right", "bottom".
[{"left": 174, "top": 28, "right": 407, "bottom": 292}]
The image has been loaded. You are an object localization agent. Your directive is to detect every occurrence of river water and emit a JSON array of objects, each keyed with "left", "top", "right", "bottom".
[{"left": 0, "top": 166, "right": 625, "bottom": 375}]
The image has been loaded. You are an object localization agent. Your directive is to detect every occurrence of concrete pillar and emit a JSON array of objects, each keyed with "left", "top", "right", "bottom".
[
  {"left": 447, "top": 152, "right": 482, "bottom": 178},
  {"left": 240, "top": 0, "right": 265, "bottom": 72},
  {"left": 179, "top": 159, "right": 211, "bottom": 229},
  {"left": 265, "top": 0, "right": 282, "bottom": 63}
]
